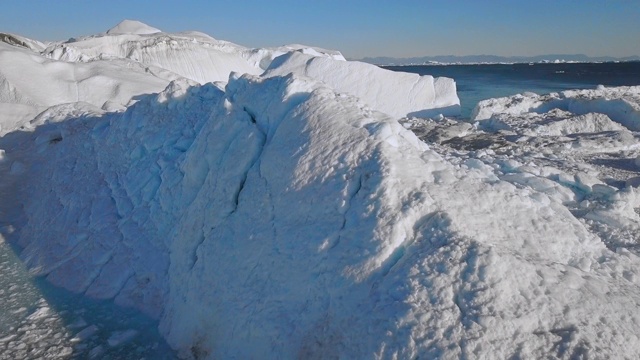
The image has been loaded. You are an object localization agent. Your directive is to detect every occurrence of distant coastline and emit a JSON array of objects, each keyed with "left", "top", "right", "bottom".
[
  {"left": 383, "top": 61, "right": 640, "bottom": 118},
  {"left": 356, "top": 54, "right": 640, "bottom": 66},
  {"left": 376, "top": 60, "right": 640, "bottom": 67}
]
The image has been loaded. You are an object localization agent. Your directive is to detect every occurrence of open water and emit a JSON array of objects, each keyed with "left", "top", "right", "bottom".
[{"left": 385, "top": 62, "right": 640, "bottom": 118}]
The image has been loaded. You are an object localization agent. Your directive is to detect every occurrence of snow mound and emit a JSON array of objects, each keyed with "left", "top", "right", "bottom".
[
  {"left": 7, "top": 80, "right": 220, "bottom": 321},
  {"left": 6, "top": 70, "right": 640, "bottom": 358},
  {"left": 479, "top": 108, "right": 628, "bottom": 137},
  {"left": 106, "top": 20, "right": 161, "bottom": 35},
  {"left": 264, "top": 51, "right": 460, "bottom": 118},
  {"left": 472, "top": 86, "right": 640, "bottom": 130}
]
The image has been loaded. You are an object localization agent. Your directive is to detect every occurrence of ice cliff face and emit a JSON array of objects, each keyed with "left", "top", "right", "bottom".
[{"left": 2, "top": 20, "right": 640, "bottom": 360}]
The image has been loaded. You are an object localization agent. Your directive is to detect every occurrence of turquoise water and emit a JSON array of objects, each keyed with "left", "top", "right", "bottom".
[
  {"left": 0, "top": 238, "right": 176, "bottom": 359},
  {"left": 0, "top": 134, "right": 175, "bottom": 358},
  {"left": 384, "top": 62, "right": 640, "bottom": 118}
]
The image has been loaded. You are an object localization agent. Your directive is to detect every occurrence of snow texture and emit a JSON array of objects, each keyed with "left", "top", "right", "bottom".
[{"left": 1, "top": 20, "right": 640, "bottom": 360}]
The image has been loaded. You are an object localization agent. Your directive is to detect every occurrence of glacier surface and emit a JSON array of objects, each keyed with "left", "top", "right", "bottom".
[{"left": 1, "top": 20, "right": 640, "bottom": 360}]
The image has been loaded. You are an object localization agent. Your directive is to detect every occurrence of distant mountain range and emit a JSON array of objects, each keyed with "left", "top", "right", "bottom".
[{"left": 356, "top": 54, "right": 640, "bottom": 65}]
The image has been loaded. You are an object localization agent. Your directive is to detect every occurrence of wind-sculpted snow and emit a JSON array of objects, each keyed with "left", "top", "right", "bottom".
[
  {"left": 160, "top": 75, "right": 640, "bottom": 359},
  {"left": 0, "top": 41, "right": 170, "bottom": 134},
  {"left": 264, "top": 51, "right": 460, "bottom": 118},
  {"left": 2, "top": 22, "right": 640, "bottom": 359},
  {"left": 242, "top": 44, "right": 346, "bottom": 70}
]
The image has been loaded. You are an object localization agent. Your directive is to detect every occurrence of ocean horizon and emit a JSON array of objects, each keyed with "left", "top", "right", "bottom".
[{"left": 385, "top": 61, "right": 640, "bottom": 118}]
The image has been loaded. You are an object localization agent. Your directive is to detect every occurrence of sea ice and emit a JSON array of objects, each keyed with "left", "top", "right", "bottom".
[
  {"left": 73, "top": 325, "right": 99, "bottom": 342},
  {"left": 107, "top": 329, "right": 138, "bottom": 347}
]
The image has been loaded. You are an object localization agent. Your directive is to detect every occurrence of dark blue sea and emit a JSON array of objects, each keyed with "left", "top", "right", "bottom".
[{"left": 384, "top": 62, "right": 640, "bottom": 118}]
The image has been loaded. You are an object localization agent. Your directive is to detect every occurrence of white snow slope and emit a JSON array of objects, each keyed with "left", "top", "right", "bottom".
[{"left": 2, "top": 21, "right": 640, "bottom": 360}]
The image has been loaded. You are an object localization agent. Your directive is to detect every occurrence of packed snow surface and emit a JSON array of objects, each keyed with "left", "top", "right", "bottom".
[{"left": 2, "top": 20, "right": 640, "bottom": 359}]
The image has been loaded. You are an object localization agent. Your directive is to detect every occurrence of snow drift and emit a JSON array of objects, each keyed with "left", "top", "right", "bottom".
[{"left": 1, "top": 20, "right": 640, "bottom": 360}]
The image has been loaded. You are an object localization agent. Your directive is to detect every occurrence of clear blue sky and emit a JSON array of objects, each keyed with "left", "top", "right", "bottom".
[{"left": 1, "top": 0, "right": 638, "bottom": 59}]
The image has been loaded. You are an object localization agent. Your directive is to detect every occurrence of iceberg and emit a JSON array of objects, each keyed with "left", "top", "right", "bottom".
[
  {"left": 40, "top": 21, "right": 347, "bottom": 86},
  {"left": 264, "top": 51, "right": 460, "bottom": 118},
  {"left": 1, "top": 20, "right": 640, "bottom": 359},
  {"left": 0, "top": 40, "right": 169, "bottom": 133},
  {"left": 472, "top": 86, "right": 640, "bottom": 130}
]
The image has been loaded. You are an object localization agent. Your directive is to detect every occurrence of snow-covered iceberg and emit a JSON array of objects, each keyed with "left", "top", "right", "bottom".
[
  {"left": 0, "top": 39, "right": 169, "bottom": 134},
  {"left": 1, "top": 21, "right": 640, "bottom": 360},
  {"left": 472, "top": 86, "right": 640, "bottom": 130},
  {"left": 265, "top": 51, "right": 460, "bottom": 118},
  {"left": 41, "top": 20, "right": 347, "bottom": 85},
  {"left": 42, "top": 21, "right": 261, "bottom": 85},
  {"left": 0, "top": 19, "right": 457, "bottom": 132}
]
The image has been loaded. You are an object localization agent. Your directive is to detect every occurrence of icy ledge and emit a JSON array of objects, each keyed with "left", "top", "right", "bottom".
[{"left": 6, "top": 73, "right": 640, "bottom": 358}]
